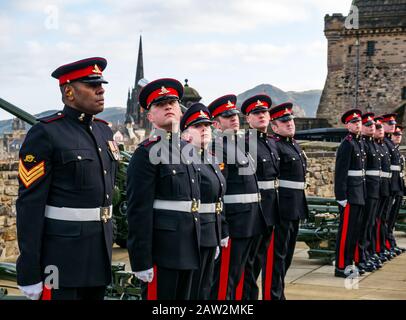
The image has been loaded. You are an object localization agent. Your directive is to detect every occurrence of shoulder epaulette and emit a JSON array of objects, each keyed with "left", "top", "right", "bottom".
[
  {"left": 271, "top": 135, "right": 281, "bottom": 142},
  {"left": 345, "top": 134, "right": 353, "bottom": 142},
  {"left": 140, "top": 135, "right": 161, "bottom": 147},
  {"left": 38, "top": 112, "right": 65, "bottom": 123},
  {"left": 94, "top": 117, "right": 109, "bottom": 125}
]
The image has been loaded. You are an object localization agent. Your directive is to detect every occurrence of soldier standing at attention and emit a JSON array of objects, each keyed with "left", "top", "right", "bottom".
[
  {"left": 387, "top": 125, "right": 406, "bottom": 255},
  {"left": 180, "top": 103, "right": 226, "bottom": 300},
  {"left": 208, "top": 95, "right": 267, "bottom": 300},
  {"left": 268, "top": 103, "right": 308, "bottom": 299},
  {"left": 16, "top": 57, "right": 117, "bottom": 300},
  {"left": 126, "top": 78, "right": 201, "bottom": 300},
  {"left": 240, "top": 94, "right": 280, "bottom": 300},
  {"left": 334, "top": 109, "right": 367, "bottom": 278},
  {"left": 373, "top": 117, "right": 393, "bottom": 263},
  {"left": 357, "top": 113, "right": 380, "bottom": 272}
]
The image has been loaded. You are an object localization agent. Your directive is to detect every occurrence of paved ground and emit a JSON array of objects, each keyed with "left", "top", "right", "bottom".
[{"left": 3, "top": 232, "right": 406, "bottom": 299}]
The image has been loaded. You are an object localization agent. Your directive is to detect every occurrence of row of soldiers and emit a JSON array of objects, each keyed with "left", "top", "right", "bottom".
[
  {"left": 126, "top": 78, "right": 308, "bottom": 300},
  {"left": 334, "top": 109, "right": 405, "bottom": 277},
  {"left": 15, "top": 56, "right": 404, "bottom": 300}
]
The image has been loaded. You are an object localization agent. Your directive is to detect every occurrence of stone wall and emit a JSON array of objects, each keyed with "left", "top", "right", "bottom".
[
  {"left": 0, "top": 161, "right": 19, "bottom": 262},
  {"left": 306, "top": 152, "right": 335, "bottom": 198}
]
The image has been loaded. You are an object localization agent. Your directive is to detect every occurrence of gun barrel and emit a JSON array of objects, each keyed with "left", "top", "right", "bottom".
[{"left": 0, "top": 97, "right": 38, "bottom": 126}]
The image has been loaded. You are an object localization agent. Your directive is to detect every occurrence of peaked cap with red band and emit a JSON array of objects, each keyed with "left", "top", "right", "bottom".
[
  {"left": 269, "top": 102, "right": 294, "bottom": 122},
  {"left": 374, "top": 116, "right": 384, "bottom": 129},
  {"left": 381, "top": 113, "right": 397, "bottom": 125},
  {"left": 208, "top": 94, "right": 239, "bottom": 118},
  {"left": 51, "top": 57, "right": 108, "bottom": 86},
  {"left": 361, "top": 112, "right": 375, "bottom": 126},
  {"left": 138, "top": 78, "right": 183, "bottom": 110},
  {"left": 180, "top": 102, "right": 212, "bottom": 132},
  {"left": 341, "top": 108, "right": 362, "bottom": 124},
  {"left": 241, "top": 94, "right": 272, "bottom": 115}
]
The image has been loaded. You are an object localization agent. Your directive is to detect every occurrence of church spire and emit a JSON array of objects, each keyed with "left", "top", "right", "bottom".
[{"left": 135, "top": 35, "right": 144, "bottom": 88}]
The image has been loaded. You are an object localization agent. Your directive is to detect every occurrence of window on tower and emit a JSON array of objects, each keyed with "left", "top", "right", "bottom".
[{"left": 366, "top": 41, "right": 376, "bottom": 56}]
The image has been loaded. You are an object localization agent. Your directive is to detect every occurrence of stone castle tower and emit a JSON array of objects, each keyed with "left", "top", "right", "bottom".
[{"left": 317, "top": 0, "right": 406, "bottom": 126}]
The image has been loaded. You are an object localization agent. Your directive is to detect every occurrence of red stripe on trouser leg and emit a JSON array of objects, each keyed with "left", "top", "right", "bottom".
[
  {"left": 386, "top": 239, "right": 391, "bottom": 250},
  {"left": 41, "top": 285, "right": 52, "bottom": 300},
  {"left": 147, "top": 265, "right": 157, "bottom": 300},
  {"left": 264, "top": 232, "right": 275, "bottom": 300},
  {"left": 235, "top": 271, "right": 244, "bottom": 300},
  {"left": 376, "top": 219, "right": 381, "bottom": 253},
  {"left": 218, "top": 239, "right": 232, "bottom": 300},
  {"left": 338, "top": 204, "right": 351, "bottom": 269},
  {"left": 354, "top": 241, "right": 360, "bottom": 264}
]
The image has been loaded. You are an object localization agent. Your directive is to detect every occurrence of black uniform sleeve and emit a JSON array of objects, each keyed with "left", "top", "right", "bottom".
[
  {"left": 334, "top": 140, "right": 352, "bottom": 201},
  {"left": 126, "top": 145, "right": 157, "bottom": 272},
  {"left": 16, "top": 124, "right": 53, "bottom": 286}
]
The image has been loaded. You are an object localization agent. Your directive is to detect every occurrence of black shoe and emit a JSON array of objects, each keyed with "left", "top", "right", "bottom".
[
  {"left": 334, "top": 266, "right": 360, "bottom": 278},
  {"left": 356, "top": 263, "right": 370, "bottom": 274},
  {"left": 398, "top": 247, "right": 406, "bottom": 253},
  {"left": 395, "top": 247, "right": 405, "bottom": 254},
  {"left": 378, "top": 253, "right": 388, "bottom": 262},
  {"left": 391, "top": 248, "right": 401, "bottom": 256},
  {"left": 383, "top": 250, "right": 393, "bottom": 260},
  {"left": 334, "top": 268, "right": 347, "bottom": 278},
  {"left": 372, "top": 261, "right": 382, "bottom": 269}
]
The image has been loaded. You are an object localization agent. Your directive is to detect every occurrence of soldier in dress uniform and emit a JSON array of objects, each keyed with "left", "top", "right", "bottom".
[
  {"left": 380, "top": 113, "right": 400, "bottom": 259},
  {"left": 180, "top": 103, "right": 226, "bottom": 300},
  {"left": 16, "top": 57, "right": 117, "bottom": 300},
  {"left": 268, "top": 103, "right": 308, "bottom": 299},
  {"left": 387, "top": 125, "right": 406, "bottom": 255},
  {"left": 208, "top": 95, "right": 267, "bottom": 300},
  {"left": 240, "top": 95, "right": 280, "bottom": 300},
  {"left": 334, "top": 109, "right": 367, "bottom": 278},
  {"left": 126, "top": 78, "right": 201, "bottom": 300},
  {"left": 357, "top": 113, "right": 381, "bottom": 272},
  {"left": 373, "top": 117, "right": 393, "bottom": 263}
]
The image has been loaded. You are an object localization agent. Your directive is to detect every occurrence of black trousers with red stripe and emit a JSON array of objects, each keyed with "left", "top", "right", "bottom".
[
  {"left": 242, "top": 227, "right": 274, "bottom": 300},
  {"left": 141, "top": 266, "right": 194, "bottom": 300},
  {"left": 190, "top": 246, "right": 216, "bottom": 300},
  {"left": 41, "top": 286, "right": 106, "bottom": 300},
  {"left": 375, "top": 197, "right": 391, "bottom": 254},
  {"left": 271, "top": 219, "right": 299, "bottom": 300},
  {"left": 361, "top": 198, "right": 380, "bottom": 261},
  {"left": 335, "top": 203, "right": 363, "bottom": 270},
  {"left": 387, "top": 195, "right": 402, "bottom": 248},
  {"left": 210, "top": 237, "right": 255, "bottom": 300}
]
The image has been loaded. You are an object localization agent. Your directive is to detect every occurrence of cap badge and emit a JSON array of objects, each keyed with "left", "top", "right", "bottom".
[
  {"left": 200, "top": 110, "right": 209, "bottom": 119},
  {"left": 159, "top": 86, "right": 170, "bottom": 95},
  {"left": 226, "top": 100, "right": 234, "bottom": 108},
  {"left": 256, "top": 100, "right": 264, "bottom": 107},
  {"left": 92, "top": 64, "right": 102, "bottom": 74}
]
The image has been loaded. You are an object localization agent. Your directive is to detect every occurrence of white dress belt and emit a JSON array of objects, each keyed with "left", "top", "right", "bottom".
[
  {"left": 153, "top": 199, "right": 200, "bottom": 213},
  {"left": 258, "top": 180, "right": 277, "bottom": 190},
  {"left": 223, "top": 193, "right": 260, "bottom": 204},
  {"left": 44, "top": 205, "right": 113, "bottom": 222},
  {"left": 199, "top": 202, "right": 223, "bottom": 213},
  {"left": 391, "top": 165, "right": 401, "bottom": 171},
  {"left": 381, "top": 171, "right": 392, "bottom": 178},
  {"left": 278, "top": 180, "right": 305, "bottom": 190},
  {"left": 348, "top": 170, "right": 365, "bottom": 177},
  {"left": 365, "top": 170, "right": 380, "bottom": 177}
]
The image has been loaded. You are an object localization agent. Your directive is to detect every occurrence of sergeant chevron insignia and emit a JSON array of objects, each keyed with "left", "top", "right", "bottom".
[{"left": 18, "top": 159, "right": 45, "bottom": 188}]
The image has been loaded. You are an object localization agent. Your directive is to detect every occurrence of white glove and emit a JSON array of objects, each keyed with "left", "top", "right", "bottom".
[
  {"left": 18, "top": 282, "right": 43, "bottom": 300},
  {"left": 220, "top": 236, "right": 230, "bottom": 248},
  {"left": 215, "top": 246, "right": 220, "bottom": 260},
  {"left": 337, "top": 200, "right": 348, "bottom": 207},
  {"left": 134, "top": 268, "right": 154, "bottom": 283}
]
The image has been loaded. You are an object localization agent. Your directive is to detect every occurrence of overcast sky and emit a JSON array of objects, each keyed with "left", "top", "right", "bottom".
[{"left": 0, "top": 0, "right": 352, "bottom": 120}]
